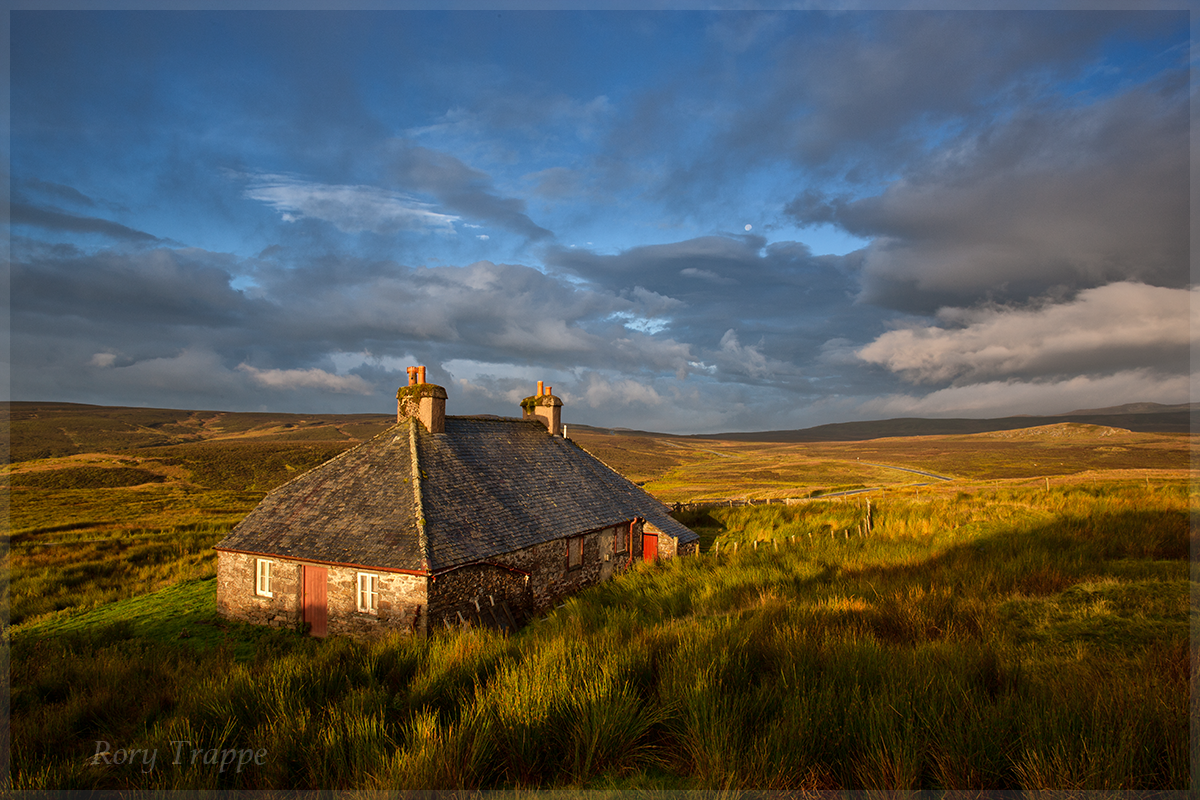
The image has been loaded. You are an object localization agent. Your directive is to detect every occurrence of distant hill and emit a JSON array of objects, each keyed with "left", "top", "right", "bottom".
[
  {"left": 1, "top": 401, "right": 394, "bottom": 462},
  {"left": 685, "top": 402, "right": 1195, "bottom": 443},
  {"left": 566, "top": 402, "right": 1194, "bottom": 443},
  {"left": 1059, "top": 402, "right": 1194, "bottom": 416}
]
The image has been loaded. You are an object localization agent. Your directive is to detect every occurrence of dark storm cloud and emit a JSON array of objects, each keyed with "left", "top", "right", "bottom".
[
  {"left": 11, "top": 203, "right": 163, "bottom": 244},
  {"left": 734, "top": 12, "right": 1159, "bottom": 174},
  {"left": 543, "top": 233, "right": 882, "bottom": 379},
  {"left": 604, "top": 11, "right": 1184, "bottom": 213},
  {"left": 387, "top": 141, "right": 553, "bottom": 242},
  {"left": 787, "top": 76, "right": 1188, "bottom": 313},
  {"left": 12, "top": 246, "right": 254, "bottom": 331}
]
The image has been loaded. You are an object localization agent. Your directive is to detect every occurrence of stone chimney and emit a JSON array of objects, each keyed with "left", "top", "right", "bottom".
[
  {"left": 396, "top": 365, "right": 447, "bottom": 433},
  {"left": 520, "top": 381, "right": 563, "bottom": 436}
]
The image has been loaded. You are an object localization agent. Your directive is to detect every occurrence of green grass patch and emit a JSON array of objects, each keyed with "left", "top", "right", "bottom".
[
  {"left": 10, "top": 576, "right": 304, "bottom": 659},
  {"left": 6, "top": 523, "right": 227, "bottom": 625}
]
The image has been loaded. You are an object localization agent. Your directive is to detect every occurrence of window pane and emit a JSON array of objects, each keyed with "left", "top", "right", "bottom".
[
  {"left": 256, "top": 559, "right": 272, "bottom": 596},
  {"left": 358, "top": 573, "right": 377, "bottom": 611}
]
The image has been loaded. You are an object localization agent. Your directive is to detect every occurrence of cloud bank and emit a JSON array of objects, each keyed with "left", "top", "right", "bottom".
[{"left": 857, "top": 283, "right": 1194, "bottom": 384}]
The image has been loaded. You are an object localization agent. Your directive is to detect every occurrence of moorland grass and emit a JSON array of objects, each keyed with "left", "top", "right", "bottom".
[
  {"left": 5, "top": 495, "right": 239, "bottom": 626},
  {"left": 8, "top": 478, "right": 1193, "bottom": 790},
  {"left": 2, "top": 402, "right": 394, "bottom": 461},
  {"left": 618, "top": 427, "right": 1191, "bottom": 501},
  {"left": 139, "top": 440, "right": 356, "bottom": 491},
  {"left": 4, "top": 438, "right": 359, "bottom": 625}
]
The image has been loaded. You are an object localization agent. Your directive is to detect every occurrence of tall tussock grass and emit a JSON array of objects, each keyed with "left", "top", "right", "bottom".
[{"left": 9, "top": 479, "right": 1192, "bottom": 789}]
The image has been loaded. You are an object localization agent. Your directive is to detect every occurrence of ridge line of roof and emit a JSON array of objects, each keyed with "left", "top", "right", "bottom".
[{"left": 408, "top": 418, "right": 430, "bottom": 571}]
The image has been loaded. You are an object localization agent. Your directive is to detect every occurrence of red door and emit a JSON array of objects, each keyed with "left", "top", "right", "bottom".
[
  {"left": 642, "top": 531, "right": 658, "bottom": 563},
  {"left": 303, "top": 565, "right": 328, "bottom": 637}
]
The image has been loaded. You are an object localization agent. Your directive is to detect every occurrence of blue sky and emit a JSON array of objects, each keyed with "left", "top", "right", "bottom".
[{"left": 8, "top": 5, "right": 1194, "bottom": 433}]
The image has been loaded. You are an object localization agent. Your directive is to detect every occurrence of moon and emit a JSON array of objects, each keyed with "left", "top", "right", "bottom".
[{"left": 744, "top": 224, "right": 752, "bottom": 231}]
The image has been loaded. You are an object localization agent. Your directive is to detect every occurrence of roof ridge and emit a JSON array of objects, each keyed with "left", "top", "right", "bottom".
[{"left": 407, "top": 418, "right": 430, "bottom": 571}]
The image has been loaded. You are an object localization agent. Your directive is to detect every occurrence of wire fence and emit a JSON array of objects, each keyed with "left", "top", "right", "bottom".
[{"left": 669, "top": 489, "right": 878, "bottom": 514}]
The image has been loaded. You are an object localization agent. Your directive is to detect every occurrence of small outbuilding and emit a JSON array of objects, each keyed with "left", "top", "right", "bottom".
[{"left": 214, "top": 369, "right": 698, "bottom": 637}]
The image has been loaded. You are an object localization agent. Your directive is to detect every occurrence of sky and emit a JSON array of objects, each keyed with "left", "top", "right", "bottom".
[{"left": 7, "top": 4, "right": 1195, "bottom": 434}]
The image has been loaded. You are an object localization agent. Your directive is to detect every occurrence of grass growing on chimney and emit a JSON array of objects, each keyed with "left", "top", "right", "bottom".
[{"left": 9, "top": 477, "right": 1192, "bottom": 791}]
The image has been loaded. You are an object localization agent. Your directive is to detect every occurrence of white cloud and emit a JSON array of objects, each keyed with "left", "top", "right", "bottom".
[
  {"left": 90, "top": 352, "right": 117, "bottom": 368},
  {"left": 243, "top": 173, "right": 459, "bottom": 235},
  {"left": 708, "top": 328, "right": 799, "bottom": 380},
  {"left": 608, "top": 311, "right": 669, "bottom": 334},
  {"left": 579, "top": 373, "right": 664, "bottom": 409},
  {"left": 856, "top": 282, "right": 1195, "bottom": 383},
  {"left": 237, "top": 363, "right": 373, "bottom": 394}
]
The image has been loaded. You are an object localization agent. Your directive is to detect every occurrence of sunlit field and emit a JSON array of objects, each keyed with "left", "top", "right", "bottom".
[{"left": 4, "top": 404, "right": 1195, "bottom": 790}]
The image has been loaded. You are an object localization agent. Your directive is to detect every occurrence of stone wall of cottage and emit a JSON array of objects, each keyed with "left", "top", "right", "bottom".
[
  {"left": 321, "top": 563, "right": 427, "bottom": 638},
  {"left": 426, "top": 562, "right": 534, "bottom": 630},
  {"left": 216, "top": 551, "right": 428, "bottom": 638},
  {"left": 647, "top": 521, "right": 697, "bottom": 559},
  {"left": 217, "top": 550, "right": 302, "bottom": 629},
  {"left": 218, "top": 518, "right": 696, "bottom": 638},
  {"left": 429, "top": 521, "right": 641, "bottom": 627}
]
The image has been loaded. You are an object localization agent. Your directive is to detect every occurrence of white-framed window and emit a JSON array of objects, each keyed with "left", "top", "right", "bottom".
[
  {"left": 567, "top": 535, "right": 582, "bottom": 570},
  {"left": 357, "top": 572, "right": 379, "bottom": 613},
  {"left": 255, "top": 559, "right": 274, "bottom": 597}
]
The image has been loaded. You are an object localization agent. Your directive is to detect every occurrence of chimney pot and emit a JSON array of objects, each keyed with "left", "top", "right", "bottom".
[
  {"left": 397, "top": 368, "right": 447, "bottom": 432},
  {"left": 521, "top": 384, "right": 563, "bottom": 435}
]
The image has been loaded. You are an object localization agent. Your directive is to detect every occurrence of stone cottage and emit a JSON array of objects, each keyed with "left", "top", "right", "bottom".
[{"left": 214, "top": 368, "right": 698, "bottom": 638}]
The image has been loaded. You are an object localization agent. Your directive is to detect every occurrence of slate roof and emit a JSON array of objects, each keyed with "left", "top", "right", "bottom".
[{"left": 215, "top": 415, "right": 697, "bottom": 573}]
